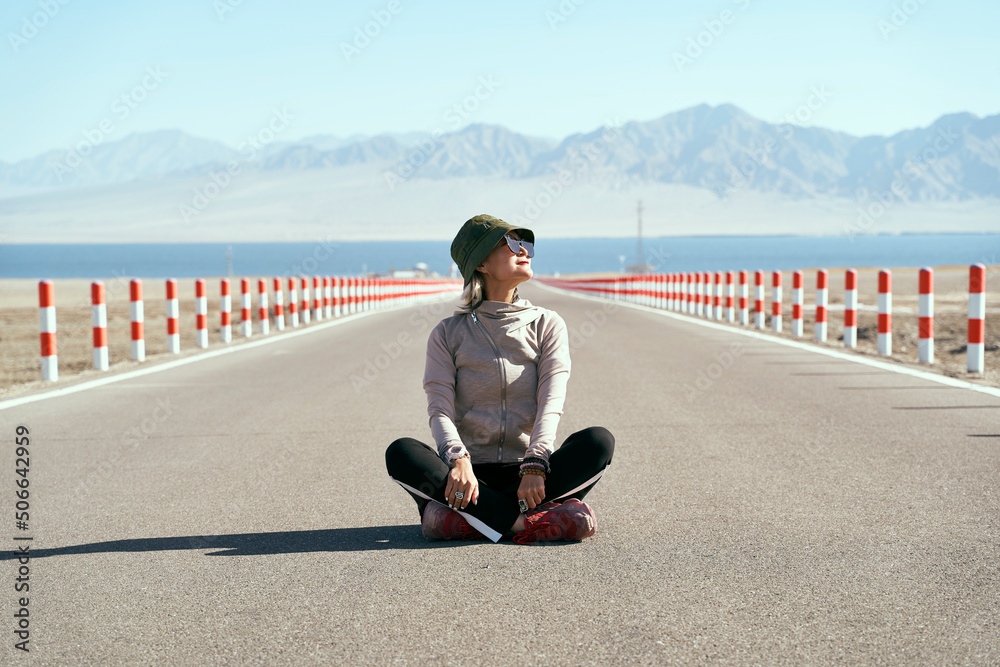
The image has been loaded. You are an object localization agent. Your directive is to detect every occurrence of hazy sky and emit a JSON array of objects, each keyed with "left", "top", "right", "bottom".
[{"left": 2, "top": 0, "right": 998, "bottom": 162}]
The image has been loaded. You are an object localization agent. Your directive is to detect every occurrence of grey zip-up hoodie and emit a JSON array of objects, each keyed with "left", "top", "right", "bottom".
[{"left": 423, "top": 298, "right": 571, "bottom": 466}]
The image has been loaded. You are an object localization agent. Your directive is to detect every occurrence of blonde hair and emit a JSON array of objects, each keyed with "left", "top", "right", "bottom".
[{"left": 459, "top": 271, "right": 518, "bottom": 311}]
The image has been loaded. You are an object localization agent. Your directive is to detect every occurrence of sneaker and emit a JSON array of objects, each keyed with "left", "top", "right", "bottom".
[
  {"left": 421, "top": 502, "right": 484, "bottom": 541},
  {"left": 513, "top": 498, "right": 597, "bottom": 545}
]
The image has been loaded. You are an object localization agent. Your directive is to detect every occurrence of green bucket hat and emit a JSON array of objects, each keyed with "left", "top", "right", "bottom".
[{"left": 450, "top": 214, "right": 535, "bottom": 285}]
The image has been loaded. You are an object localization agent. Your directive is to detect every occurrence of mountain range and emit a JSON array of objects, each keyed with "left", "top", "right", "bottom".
[{"left": 3, "top": 104, "right": 998, "bottom": 202}]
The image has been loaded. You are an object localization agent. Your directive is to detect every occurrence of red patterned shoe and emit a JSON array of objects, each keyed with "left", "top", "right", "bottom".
[
  {"left": 513, "top": 499, "right": 597, "bottom": 545},
  {"left": 421, "top": 502, "right": 484, "bottom": 541}
]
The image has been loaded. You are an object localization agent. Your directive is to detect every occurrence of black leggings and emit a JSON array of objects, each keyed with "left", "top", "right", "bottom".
[{"left": 385, "top": 426, "right": 615, "bottom": 542}]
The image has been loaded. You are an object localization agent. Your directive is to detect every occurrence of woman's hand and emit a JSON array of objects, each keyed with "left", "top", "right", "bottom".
[
  {"left": 445, "top": 457, "right": 479, "bottom": 510},
  {"left": 517, "top": 474, "right": 546, "bottom": 511}
]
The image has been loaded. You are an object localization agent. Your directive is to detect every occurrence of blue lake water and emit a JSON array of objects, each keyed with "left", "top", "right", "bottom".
[{"left": 0, "top": 234, "right": 997, "bottom": 279}]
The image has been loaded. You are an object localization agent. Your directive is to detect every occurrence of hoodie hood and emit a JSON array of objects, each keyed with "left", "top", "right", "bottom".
[{"left": 457, "top": 298, "right": 544, "bottom": 334}]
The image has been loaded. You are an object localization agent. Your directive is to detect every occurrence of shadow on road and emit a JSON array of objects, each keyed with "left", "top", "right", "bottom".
[{"left": 0, "top": 525, "right": 497, "bottom": 559}]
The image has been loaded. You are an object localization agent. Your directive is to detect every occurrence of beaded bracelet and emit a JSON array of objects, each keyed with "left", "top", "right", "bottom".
[
  {"left": 520, "top": 456, "right": 550, "bottom": 474},
  {"left": 518, "top": 467, "right": 546, "bottom": 479}
]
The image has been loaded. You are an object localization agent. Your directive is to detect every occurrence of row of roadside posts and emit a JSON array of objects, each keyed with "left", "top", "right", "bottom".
[
  {"left": 36, "top": 276, "right": 463, "bottom": 382},
  {"left": 541, "top": 264, "right": 989, "bottom": 374}
]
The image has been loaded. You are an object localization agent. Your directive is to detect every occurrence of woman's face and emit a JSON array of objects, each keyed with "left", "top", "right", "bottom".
[{"left": 478, "top": 231, "right": 533, "bottom": 284}]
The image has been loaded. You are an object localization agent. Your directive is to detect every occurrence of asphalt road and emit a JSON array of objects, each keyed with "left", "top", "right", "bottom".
[{"left": 1, "top": 282, "right": 998, "bottom": 665}]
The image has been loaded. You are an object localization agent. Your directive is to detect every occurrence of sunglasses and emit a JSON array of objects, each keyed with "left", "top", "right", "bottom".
[{"left": 503, "top": 234, "right": 535, "bottom": 258}]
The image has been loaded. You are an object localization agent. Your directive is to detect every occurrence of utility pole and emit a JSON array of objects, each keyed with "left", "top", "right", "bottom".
[
  {"left": 626, "top": 200, "right": 654, "bottom": 274},
  {"left": 636, "top": 200, "right": 644, "bottom": 271}
]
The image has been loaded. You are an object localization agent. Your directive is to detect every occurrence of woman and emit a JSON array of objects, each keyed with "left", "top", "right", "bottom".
[{"left": 385, "top": 214, "right": 615, "bottom": 544}]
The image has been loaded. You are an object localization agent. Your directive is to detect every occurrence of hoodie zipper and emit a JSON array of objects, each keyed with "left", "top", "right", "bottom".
[{"left": 471, "top": 310, "right": 507, "bottom": 462}]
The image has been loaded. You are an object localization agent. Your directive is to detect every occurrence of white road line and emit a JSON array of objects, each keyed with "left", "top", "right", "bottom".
[{"left": 535, "top": 281, "right": 1000, "bottom": 400}]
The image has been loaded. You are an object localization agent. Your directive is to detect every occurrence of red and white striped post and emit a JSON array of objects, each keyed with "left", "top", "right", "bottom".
[
  {"left": 690, "top": 273, "right": 698, "bottom": 315},
  {"left": 287, "top": 278, "right": 299, "bottom": 327},
  {"left": 738, "top": 270, "right": 749, "bottom": 325},
  {"left": 771, "top": 271, "right": 783, "bottom": 333},
  {"left": 299, "top": 277, "right": 312, "bottom": 324},
  {"left": 130, "top": 279, "right": 145, "bottom": 361},
  {"left": 300, "top": 277, "right": 311, "bottom": 324},
  {"left": 91, "top": 281, "right": 108, "bottom": 371},
  {"left": 704, "top": 273, "right": 712, "bottom": 318},
  {"left": 754, "top": 271, "right": 765, "bottom": 329},
  {"left": 240, "top": 278, "right": 252, "bottom": 337},
  {"left": 694, "top": 273, "right": 703, "bottom": 317},
  {"left": 714, "top": 272, "right": 723, "bottom": 320},
  {"left": 38, "top": 281, "right": 57, "bottom": 381},
  {"left": 878, "top": 270, "right": 892, "bottom": 356},
  {"left": 698, "top": 273, "right": 706, "bottom": 317},
  {"left": 333, "top": 276, "right": 342, "bottom": 318},
  {"left": 195, "top": 279, "right": 208, "bottom": 348},
  {"left": 685, "top": 273, "right": 693, "bottom": 314},
  {"left": 815, "top": 270, "right": 828, "bottom": 342},
  {"left": 258, "top": 279, "right": 269, "bottom": 335},
  {"left": 844, "top": 269, "right": 858, "bottom": 348},
  {"left": 706, "top": 273, "right": 713, "bottom": 318},
  {"left": 166, "top": 279, "right": 180, "bottom": 353},
  {"left": 918, "top": 268, "right": 933, "bottom": 364},
  {"left": 313, "top": 276, "right": 322, "bottom": 321},
  {"left": 725, "top": 271, "right": 735, "bottom": 322},
  {"left": 791, "top": 271, "right": 803, "bottom": 337},
  {"left": 968, "top": 264, "right": 986, "bottom": 373},
  {"left": 220, "top": 279, "right": 232, "bottom": 343},
  {"left": 324, "top": 276, "right": 332, "bottom": 319},
  {"left": 273, "top": 277, "right": 285, "bottom": 331}
]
